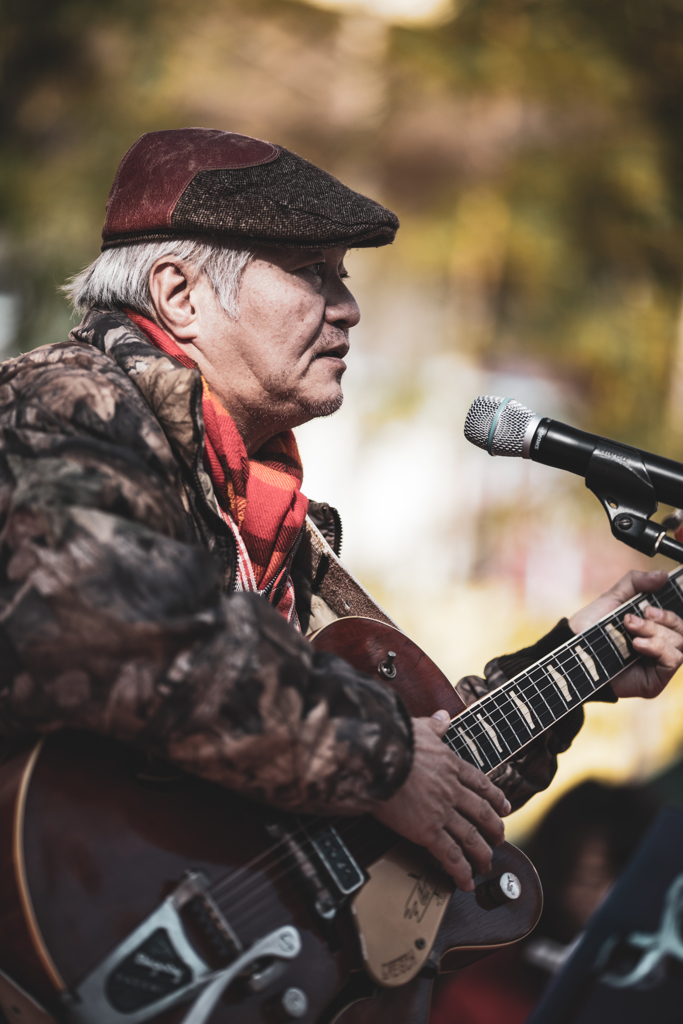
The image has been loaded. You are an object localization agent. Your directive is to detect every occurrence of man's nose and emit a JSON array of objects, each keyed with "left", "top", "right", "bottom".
[{"left": 324, "top": 282, "right": 361, "bottom": 330}]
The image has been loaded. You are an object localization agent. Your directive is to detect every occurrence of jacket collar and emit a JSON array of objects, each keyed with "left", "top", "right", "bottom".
[{"left": 69, "top": 308, "right": 217, "bottom": 506}]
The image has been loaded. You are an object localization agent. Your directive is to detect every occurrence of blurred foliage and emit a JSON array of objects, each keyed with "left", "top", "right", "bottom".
[
  {"left": 2, "top": 0, "right": 683, "bottom": 449},
  {"left": 389, "top": 0, "right": 683, "bottom": 450}
]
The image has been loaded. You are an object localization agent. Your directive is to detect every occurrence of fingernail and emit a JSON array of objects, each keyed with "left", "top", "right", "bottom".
[
  {"left": 503, "top": 799, "right": 512, "bottom": 814},
  {"left": 432, "top": 710, "right": 450, "bottom": 722}
]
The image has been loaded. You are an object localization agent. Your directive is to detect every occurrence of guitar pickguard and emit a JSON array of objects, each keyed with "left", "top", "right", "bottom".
[{"left": 350, "top": 843, "right": 454, "bottom": 988}]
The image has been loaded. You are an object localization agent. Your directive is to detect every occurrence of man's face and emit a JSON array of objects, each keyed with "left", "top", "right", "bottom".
[{"left": 190, "top": 245, "right": 360, "bottom": 441}]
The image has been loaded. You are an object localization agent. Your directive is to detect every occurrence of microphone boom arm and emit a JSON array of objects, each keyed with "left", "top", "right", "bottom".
[{"left": 583, "top": 441, "right": 683, "bottom": 562}]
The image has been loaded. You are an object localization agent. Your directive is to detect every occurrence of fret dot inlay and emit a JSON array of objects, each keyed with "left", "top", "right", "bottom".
[
  {"left": 606, "top": 622, "right": 630, "bottom": 660},
  {"left": 509, "top": 689, "right": 535, "bottom": 729},
  {"left": 547, "top": 664, "right": 572, "bottom": 702},
  {"left": 575, "top": 645, "right": 600, "bottom": 683},
  {"left": 477, "top": 713, "right": 503, "bottom": 753},
  {"left": 456, "top": 728, "right": 484, "bottom": 768}
]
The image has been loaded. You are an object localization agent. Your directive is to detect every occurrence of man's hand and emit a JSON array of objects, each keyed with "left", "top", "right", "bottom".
[
  {"left": 371, "top": 711, "right": 510, "bottom": 891},
  {"left": 569, "top": 570, "right": 683, "bottom": 699}
]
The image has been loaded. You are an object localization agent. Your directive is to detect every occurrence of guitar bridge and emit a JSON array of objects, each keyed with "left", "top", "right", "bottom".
[{"left": 177, "top": 872, "right": 242, "bottom": 966}]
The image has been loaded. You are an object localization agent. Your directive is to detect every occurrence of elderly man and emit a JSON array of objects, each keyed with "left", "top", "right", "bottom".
[{"left": 0, "top": 127, "right": 681, "bottom": 901}]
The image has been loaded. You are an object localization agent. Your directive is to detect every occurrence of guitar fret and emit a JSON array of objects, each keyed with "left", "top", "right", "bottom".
[
  {"left": 559, "top": 649, "right": 595, "bottom": 700},
  {"left": 582, "top": 626, "right": 611, "bottom": 678},
  {"left": 480, "top": 696, "right": 520, "bottom": 755},
  {"left": 498, "top": 692, "right": 534, "bottom": 744},
  {"left": 457, "top": 691, "right": 529, "bottom": 761},
  {"left": 556, "top": 655, "right": 583, "bottom": 699},
  {"left": 454, "top": 726, "right": 487, "bottom": 769},
  {"left": 519, "top": 669, "right": 556, "bottom": 727},
  {"left": 445, "top": 731, "right": 470, "bottom": 762},
  {"left": 491, "top": 693, "right": 528, "bottom": 740},
  {"left": 527, "top": 665, "right": 565, "bottom": 718},
  {"left": 596, "top": 639, "right": 627, "bottom": 678},
  {"left": 588, "top": 629, "right": 623, "bottom": 677},
  {"left": 446, "top": 719, "right": 489, "bottom": 769},
  {"left": 461, "top": 714, "right": 496, "bottom": 766},
  {"left": 659, "top": 579, "right": 683, "bottom": 613}
]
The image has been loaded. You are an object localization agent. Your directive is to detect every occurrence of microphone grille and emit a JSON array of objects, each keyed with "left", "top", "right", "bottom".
[{"left": 464, "top": 395, "right": 536, "bottom": 457}]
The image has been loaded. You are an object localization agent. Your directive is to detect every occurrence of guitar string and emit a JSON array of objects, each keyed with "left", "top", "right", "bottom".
[
  {"left": 207, "top": 655, "right": 663, "bottom": 923},
  {"left": 207, "top": 616, "right": 624, "bottom": 909},
  {"left": 212, "top": 633, "right": 660, "bottom": 924},
  {"left": 454, "top": 625, "right": 634, "bottom": 759},
  {"left": 209, "top": 695, "right": 631, "bottom": 923},
  {"left": 208, "top": 587, "right": 682, "bottom": 921},
  {"left": 204, "top": 579, "right": 683, "bottom": 917},
  {"left": 446, "top": 627, "right": 628, "bottom": 763},
  {"left": 206, "top": 580, "right": 683, "bottom": 914},
  {"left": 206, "top": 598, "right": 643, "bottom": 921},
  {"left": 449, "top": 582, "right": 683, "bottom": 768},
  {"left": 452, "top": 626, "right": 645, "bottom": 767},
  {"left": 209, "top": 609, "right": 648, "bottom": 925}
]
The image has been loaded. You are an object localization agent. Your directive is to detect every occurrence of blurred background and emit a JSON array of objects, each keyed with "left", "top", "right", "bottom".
[{"left": 4, "top": 0, "right": 683, "bottom": 840}]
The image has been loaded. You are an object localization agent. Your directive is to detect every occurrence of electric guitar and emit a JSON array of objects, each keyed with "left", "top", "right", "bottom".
[{"left": 2, "top": 567, "right": 681, "bottom": 1024}]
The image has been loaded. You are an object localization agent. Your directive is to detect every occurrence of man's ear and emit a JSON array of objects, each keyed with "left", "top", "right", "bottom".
[{"left": 148, "top": 259, "right": 198, "bottom": 340}]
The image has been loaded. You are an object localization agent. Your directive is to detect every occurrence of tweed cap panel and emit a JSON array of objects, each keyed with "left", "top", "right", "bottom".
[
  {"left": 167, "top": 147, "right": 399, "bottom": 249},
  {"left": 102, "top": 128, "right": 399, "bottom": 250},
  {"left": 103, "top": 128, "right": 280, "bottom": 241}
]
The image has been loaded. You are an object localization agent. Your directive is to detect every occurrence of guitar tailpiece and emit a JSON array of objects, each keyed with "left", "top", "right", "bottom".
[{"left": 62, "top": 872, "right": 302, "bottom": 1024}]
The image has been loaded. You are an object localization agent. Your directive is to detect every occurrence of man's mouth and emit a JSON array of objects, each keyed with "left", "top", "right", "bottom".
[{"left": 313, "top": 340, "right": 349, "bottom": 363}]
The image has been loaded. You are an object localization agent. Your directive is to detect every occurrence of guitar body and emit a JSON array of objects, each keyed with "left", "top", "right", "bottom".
[{"left": 0, "top": 618, "right": 542, "bottom": 1024}]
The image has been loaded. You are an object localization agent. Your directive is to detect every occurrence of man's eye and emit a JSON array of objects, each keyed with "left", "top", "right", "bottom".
[{"left": 305, "top": 262, "right": 324, "bottom": 277}]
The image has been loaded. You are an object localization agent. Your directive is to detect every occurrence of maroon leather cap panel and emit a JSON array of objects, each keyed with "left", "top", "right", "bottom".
[{"left": 103, "top": 128, "right": 279, "bottom": 239}]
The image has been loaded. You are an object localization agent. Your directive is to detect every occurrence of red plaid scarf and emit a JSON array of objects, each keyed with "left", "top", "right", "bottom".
[{"left": 127, "top": 312, "right": 308, "bottom": 625}]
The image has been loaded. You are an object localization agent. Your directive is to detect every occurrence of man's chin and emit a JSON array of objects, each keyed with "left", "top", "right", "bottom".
[{"left": 299, "top": 391, "right": 344, "bottom": 420}]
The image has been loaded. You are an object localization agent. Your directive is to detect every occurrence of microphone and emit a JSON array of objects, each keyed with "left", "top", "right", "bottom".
[
  {"left": 464, "top": 395, "right": 683, "bottom": 507},
  {"left": 464, "top": 395, "right": 683, "bottom": 560}
]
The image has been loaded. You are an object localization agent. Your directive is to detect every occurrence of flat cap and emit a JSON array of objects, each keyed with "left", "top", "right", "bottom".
[{"left": 102, "top": 127, "right": 399, "bottom": 251}]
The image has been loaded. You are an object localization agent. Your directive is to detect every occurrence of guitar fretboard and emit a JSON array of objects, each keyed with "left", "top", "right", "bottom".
[{"left": 445, "top": 567, "right": 683, "bottom": 774}]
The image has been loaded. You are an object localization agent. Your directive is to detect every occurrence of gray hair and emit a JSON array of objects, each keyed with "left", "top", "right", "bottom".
[{"left": 62, "top": 239, "right": 253, "bottom": 320}]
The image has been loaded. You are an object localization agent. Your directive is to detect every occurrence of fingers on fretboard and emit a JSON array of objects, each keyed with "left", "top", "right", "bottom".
[{"left": 444, "top": 571, "right": 683, "bottom": 773}]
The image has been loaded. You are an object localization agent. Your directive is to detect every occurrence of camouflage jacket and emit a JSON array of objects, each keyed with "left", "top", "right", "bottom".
[{"left": 0, "top": 308, "right": 601, "bottom": 813}]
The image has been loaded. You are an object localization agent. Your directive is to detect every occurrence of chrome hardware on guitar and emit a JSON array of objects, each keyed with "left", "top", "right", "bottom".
[{"left": 62, "top": 872, "right": 302, "bottom": 1024}]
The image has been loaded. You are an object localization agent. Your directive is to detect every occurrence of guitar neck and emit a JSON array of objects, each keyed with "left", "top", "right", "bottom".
[{"left": 445, "top": 566, "right": 683, "bottom": 774}]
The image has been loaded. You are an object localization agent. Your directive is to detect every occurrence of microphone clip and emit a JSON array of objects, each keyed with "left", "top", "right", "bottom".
[{"left": 585, "top": 445, "right": 683, "bottom": 562}]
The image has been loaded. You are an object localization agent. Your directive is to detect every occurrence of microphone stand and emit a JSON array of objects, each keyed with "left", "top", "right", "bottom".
[{"left": 585, "top": 444, "right": 683, "bottom": 563}]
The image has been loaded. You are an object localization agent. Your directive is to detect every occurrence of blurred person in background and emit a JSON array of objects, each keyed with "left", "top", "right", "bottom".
[
  {"left": 0, "top": 125, "right": 681, "bottom": 899},
  {"left": 430, "top": 780, "right": 660, "bottom": 1024}
]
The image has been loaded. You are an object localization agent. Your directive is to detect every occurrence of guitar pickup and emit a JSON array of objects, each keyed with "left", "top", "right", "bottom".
[{"left": 308, "top": 825, "right": 365, "bottom": 896}]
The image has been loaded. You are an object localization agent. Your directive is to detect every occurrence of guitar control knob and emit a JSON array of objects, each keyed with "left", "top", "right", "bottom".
[
  {"left": 495, "top": 871, "right": 521, "bottom": 902},
  {"left": 475, "top": 871, "right": 522, "bottom": 909},
  {"left": 281, "top": 987, "right": 308, "bottom": 1018}
]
